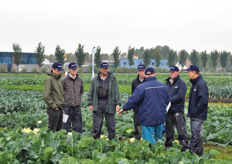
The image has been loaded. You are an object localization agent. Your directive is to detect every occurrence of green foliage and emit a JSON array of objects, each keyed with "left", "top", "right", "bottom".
[
  {"left": 112, "top": 46, "right": 121, "bottom": 68},
  {"left": 190, "top": 49, "right": 199, "bottom": 65},
  {"left": 21, "top": 67, "right": 27, "bottom": 73},
  {"left": 179, "top": 49, "right": 189, "bottom": 68},
  {"left": 0, "top": 67, "right": 6, "bottom": 72},
  {"left": 127, "top": 46, "right": 135, "bottom": 67},
  {"left": 94, "top": 46, "right": 102, "bottom": 68},
  {"left": 143, "top": 49, "right": 151, "bottom": 67},
  {"left": 31, "top": 67, "right": 37, "bottom": 73},
  {"left": 201, "top": 51, "right": 208, "bottom": 72},
  {"left": 153, "top": 48, "right": 161, "bottom": 68},
  {"left": 41, "top": 67, "right": 47, "bottom": 73},
  {"left": 220, "top": 51, "right": 230, "bottom": 69},
  {"left": 167, "top": 50, "right": 178, "bottom": 67},
  {"left": 55, "top": 45, "right": 65, "bottom": 65},
  {"left": 12, "top": 43, "right": 22, "bottom": 71},
  {"left": 210, "top": 50, "right": 219, "bottom": 71},
  {"left": 35, "top": 42, "right": 45, "bottom": 68},
  {"left": 75, "top": 43, "right": 86, "bottom": 67}
]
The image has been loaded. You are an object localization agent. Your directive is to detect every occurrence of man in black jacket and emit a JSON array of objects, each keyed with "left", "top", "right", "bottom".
[
  {"left": 165, "top": 66, "right": 188, "bottom": 151},
  {"left": 131, "top": 64, "right": 146, "bottom": 140},
  {"left": 185, "top": 65, "right": 208, "bottom": 156}
]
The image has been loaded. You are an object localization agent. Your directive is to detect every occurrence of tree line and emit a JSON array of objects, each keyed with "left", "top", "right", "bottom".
[{"left": 11, "top": 43, "right": 232, "bottom": 72}]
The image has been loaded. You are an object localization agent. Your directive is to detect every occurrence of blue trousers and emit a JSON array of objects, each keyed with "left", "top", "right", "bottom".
[{"left": 142, "top": 124, "right": 163, "bottom": 144}]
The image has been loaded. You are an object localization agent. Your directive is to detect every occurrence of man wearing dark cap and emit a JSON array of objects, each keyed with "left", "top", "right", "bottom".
[
  {"left": 119, "top": 67, "right": 169, "bottom": 144},
  {"left": 44, "top": 62, "right": 65, "bottom": 132},
  {"left": 165, "top": 66, "right": 188, "bottom": 151},
  {"left": 185, "top": 65, "right": 208, "bottom": 155},
  {"left": 61, "top": 62, "right": 84, "bottom": 134},
  {"left": 131, "top": 64, "right": 146, "bottom": 140},
  {"left": 88, "top": 62, "right": 121, "bottom": 140}
]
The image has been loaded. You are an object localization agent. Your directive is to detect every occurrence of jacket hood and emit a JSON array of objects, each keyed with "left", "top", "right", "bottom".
[{"left": 47, "top": 73, "right": 62, "bottom": 79}]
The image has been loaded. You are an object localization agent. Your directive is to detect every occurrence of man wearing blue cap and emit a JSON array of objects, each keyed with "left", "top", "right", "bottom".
[
  {"left": 131, "top": 64, "right": 146, "bottom": 140},
  {"left": 165, "top": 66, "right": 188, "bottom": 151},
  {"left": 119, "top": 67, "right": 169, "bottom": 144},
  {"left": 185, "top": 65, "right": 208, "bottom": 155},
  {"left": 44, "top": 62, "right": 64, "bottom": 132},
  {"left": 88, "top": 62, "right": 121, "bottom": 140},
  {"left": 61, "top": 62, "right": 84, "bottom": 134}
]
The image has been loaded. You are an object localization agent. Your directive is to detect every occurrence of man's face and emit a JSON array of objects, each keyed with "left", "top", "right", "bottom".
[
  {"left": 69, "top": 68, "right": 77, "bottom": 76},
  {"left": 100, "top": 67, "right": 109, "bottom": 76},
  {"left": 52, "top": 68, "right": 61, "bottom": 75},
  {"left": 137, "top": 70, "right": 145, "bottom": 78},
  {"left": 188, "top": 71, "right": 196, "bottom": 79},
  {"left": 170, "top": 71, "right": 179, "bottom": 79}
]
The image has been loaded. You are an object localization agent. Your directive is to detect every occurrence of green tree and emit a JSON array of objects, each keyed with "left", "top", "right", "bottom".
[
  {"left": 12, "top": 43, "right": 22, "bottom": 72},
  {"left": 220, "top": 51, "right": 230, "bottom": 71},
  {"left": 112, "top": 46, "right": 121, "bottom": 68},
  {"left": 167, "top": 50, "right": 178, "bottom": 67},
  {"left": 75, "top": 44, "right": 86, "bottom": 67},
  {"left": 35, "top": 42, "right": 45, "bottom": 72},
  {"left": 128, "top": 46, "right": 135, "bottom": 68},
  {"left": 143, "top": 49, "right": 151, "bottom": 67},
  {"left": 189, "top": 49, "right": 199, "bottom": 65},
  {"left": 154, "top": 48, "right": 161, "bottom": 68},
  {"left": 178, "top": 49, "right": 189, "bottom": 68},
  {"left": 210, "top": 50, "right": 219, "bottom": 71},
  {"left": 200, "top": 51, "right": 208, "bottom": 72},
  {"left": 55, "top": 45, "right": 65, "bottom": 65},
  {"left": 95, "top": 46, "right": 102, "bottom": 68}
]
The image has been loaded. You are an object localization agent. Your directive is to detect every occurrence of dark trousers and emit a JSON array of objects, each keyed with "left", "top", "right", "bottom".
[
  {"left": 63, "top": 106, "right": 83, "bottom": 134},
  {"left": 47, "top": 108, "right": 63, "bottom": 132},
  {"left": 189, "top": 118, "right": 204, "bottom": 156},
  {"left": 93, "top": 99, "right": 115, "bottom": 140},
  {"left": 133, "top": 112, "right": 142, "bottom": 140},
  {"left": 165, "top": 112, "right": 188, "bottom": 151}
]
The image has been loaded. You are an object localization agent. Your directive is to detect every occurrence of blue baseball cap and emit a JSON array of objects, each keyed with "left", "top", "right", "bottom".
[
  {"left": 100, "top": 62, "right": 109, "bottom": 68},
  {"left": 52, "top": 62, "right": 63, "bottom": 71},
  {"left": 185, "top": 65, "right": 200, "bottom": 72},
  {"left": 145, "top": 67, "right": 155, "bottom": 75},
  {"left": 137, "top": 64, "right": 145, "bottom": 71},
  {"left": 169, "top": 66, "right": 179, "bottom": 72},
  {"left": 68, "top": 62, "right": 78, "bottom": 69}
]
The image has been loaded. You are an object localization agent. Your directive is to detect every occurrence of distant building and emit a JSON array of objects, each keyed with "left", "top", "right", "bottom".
[
  {"left": 120, "top": 59, "right": 169, "bottom": 69},
  {"left": 0, "top": 52, "right": 37, "bottom": 72}
]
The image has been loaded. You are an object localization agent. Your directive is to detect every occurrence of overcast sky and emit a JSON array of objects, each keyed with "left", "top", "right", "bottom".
[{"left": 0, "top": 0, "right": 232, "bottom": 55}]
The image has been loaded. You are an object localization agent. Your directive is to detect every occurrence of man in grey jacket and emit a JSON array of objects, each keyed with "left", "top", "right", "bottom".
[{"left": 61, "top": 62, "right": 84, "bottom": 134}]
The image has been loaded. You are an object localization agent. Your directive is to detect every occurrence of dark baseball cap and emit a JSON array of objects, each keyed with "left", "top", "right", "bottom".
[
  {"left": 52, "top": 62, "right": 63, "bottom": 71},
  {"left": 145, "top": 67, "right": 155, "bottom": 75},
  {"left": 185, "top": 65, "right": 200, "bottom": 72},
  {"left": 100, "top": 62, "right": 109, "bottom": 68},
  {"left": 68, "top": 62, "right": 78, "bottom": 69},
  {"left": 137, "top": 64, "right": 145, "bottom": 71},
  {"left": 169, "top": 66, "right": 179, "bottom": 72}
]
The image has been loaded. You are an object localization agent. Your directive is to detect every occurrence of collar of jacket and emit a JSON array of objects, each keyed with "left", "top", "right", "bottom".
[
  {"left": 166, "top": 75, "right": 180, "bottom": 84},
  {"left": 144, "top": 76, "right": 157, "bottom": 82},
  {"left": 97, "top": 72, "right": 114, "bottom": 80},
  {"left": 190, "top": 74, "right": 202, "bottom": 84},
  {"left": 68, "top": 73, "right": 79, "bottom": 80},
  {"left": 47, "top": 73, "right": 62, "bottom": 79},
  {"left": 136, "top": 74, "right": 144, "bottom": 82}
]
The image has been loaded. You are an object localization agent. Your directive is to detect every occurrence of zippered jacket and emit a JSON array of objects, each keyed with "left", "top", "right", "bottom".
[
  {"left": 131, "top": 75, "right": 144, "bottom": 112},
  {"left": 187, "top": 74, "right": 208, "bottom": 120},
  {"left": 166, "top": 75, "right": 187, "bottom": 114},
  {"left": 123, "top": 76, "right": 169, "bottom": 126},
  {"left": 44, "top": 73, "right": 64, "bottom": 110}
]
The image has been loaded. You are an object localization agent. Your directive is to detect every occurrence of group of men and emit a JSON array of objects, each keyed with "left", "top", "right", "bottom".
[{"left": 44, "top": 61, "right": 208, "bottom": 156}]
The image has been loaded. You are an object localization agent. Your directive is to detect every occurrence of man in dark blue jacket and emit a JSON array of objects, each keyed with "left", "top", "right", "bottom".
[
  {"left": 185, "top": 65, "right": 208, "bottom": 156},
  {"left": 131, "top": 64, "right": 146, "bottom": 140},
  {"left": 165, "top": 66, "right": 188, "bottom": 151},
  {"left": 119, "top": 67, "right": 169, "bottom": 144}
]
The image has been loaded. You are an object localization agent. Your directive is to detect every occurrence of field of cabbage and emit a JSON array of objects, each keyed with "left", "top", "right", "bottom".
[{"left": 0, "top": 73, "right": 232, "bottom": 163}]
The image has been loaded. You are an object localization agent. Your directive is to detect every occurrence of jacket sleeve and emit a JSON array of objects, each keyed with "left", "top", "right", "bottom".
[
  {"left": 123, "top": 86, "right": 144, "bottom": 111},
  {"left": 196, "top": 83, "right": 209, "bottom": 113},
  {"left": 114, "top": 79, "right": 121, "bottom": 106},
  {"left": 61, "top": 77, "right": 65, "bottom": 91},
  {"left": 80, "top": 78, "right": 84, "bottom": 94},
  {"left": 44, "top": 78, "right": 57, "bottom": 109},
  {"left": 87, "top": 78, "right": 94, "bottom": 106},
  {"left": 170, "top": 82, "right": 187, "bottom": 104},
  {"left": 132, "top": 80, "right": 135, "bottom": 94}
]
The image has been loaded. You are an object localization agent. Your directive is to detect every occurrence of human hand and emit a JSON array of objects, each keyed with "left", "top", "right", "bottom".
[
  {"left": 116, "top": 105, "right": 120, "bottom": 112},
  {"left": 55, "top": 107, "right": 58, "bottom": 110},
  {"left": 89, "top": 105, "right": 93, "bottom": 111},
  {"left": 118, "top": 109, "right": 124, "bottom": 115}
]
